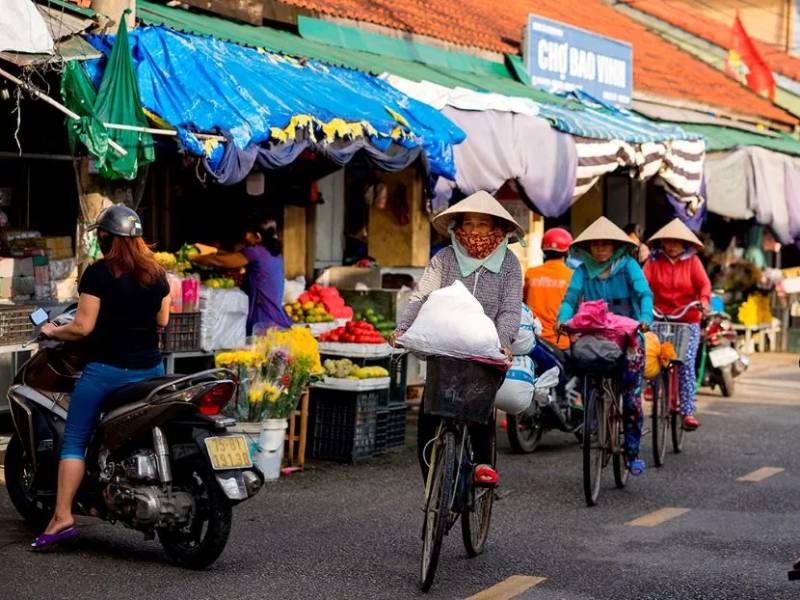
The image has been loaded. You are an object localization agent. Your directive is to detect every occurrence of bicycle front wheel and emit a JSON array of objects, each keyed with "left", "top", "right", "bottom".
[
  {"left": 420, "top": 431, "right": 456, "bottom": 592},
  {"left": 582, "top": 382, "right": 604, "bottom": 506},
  {"left": 651, "top": 370, "right": 669, "bottom": 467}
]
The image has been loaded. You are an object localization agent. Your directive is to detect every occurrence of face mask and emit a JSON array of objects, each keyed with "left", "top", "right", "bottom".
[{"left": 98, "top": 235, "right": 114, "bottom": 256}]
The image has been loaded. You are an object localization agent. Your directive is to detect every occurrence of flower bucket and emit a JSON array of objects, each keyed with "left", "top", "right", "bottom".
[{"left": 255, "top": 418, "right": 288, "bottom": 481}]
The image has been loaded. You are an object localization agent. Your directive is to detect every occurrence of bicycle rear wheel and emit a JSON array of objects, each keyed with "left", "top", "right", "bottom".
[
  {"left": 462, "top": 422, "right": 496, "bottom": 556},
  {"left": 651, "top": 370, "right": 669, "bottom": 467},
  {"left": 582, "top": 381, "right": 604, "bottom": 506},
  {"left": 670, "top": 368, "right": 685, "bottom": 454},
  {"left": 420, "top": 430, "right": 456, "bottom": 592}
]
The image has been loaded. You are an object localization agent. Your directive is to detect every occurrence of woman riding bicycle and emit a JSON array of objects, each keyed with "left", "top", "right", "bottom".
[
  {"left": 643, "top": 219, "right": 711, "bottom": 431},
  {"left": 557, "top": 217, "right": 653, "bottom": 476},
  {"left": 392, "top": 191, "right": 523, "bottom": 487}
]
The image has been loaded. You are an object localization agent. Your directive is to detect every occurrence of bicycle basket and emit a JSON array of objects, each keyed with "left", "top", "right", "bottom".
[
  {"left": 652, "top": 322, "right": 693, "bottom": 363},
  {"left": 571, "top": 335, "right": 623, "bottom": 374},
  {"left": 424, "top": 356, "right": 504, "bottom": 424}
]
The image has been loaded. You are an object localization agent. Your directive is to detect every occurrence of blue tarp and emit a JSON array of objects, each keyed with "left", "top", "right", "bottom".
[{"left": 84, "top": 26, "right": 464, "bottom": 182}]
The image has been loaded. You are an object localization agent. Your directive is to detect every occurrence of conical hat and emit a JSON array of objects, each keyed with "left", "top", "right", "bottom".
[
  {"left": 432, "top": 191, "right": 525, "bottom": 241},
  {"left": 571, "top": 216, "right": 635, "bottom": 248},
  {"left": 647, "top": 218, "right": 703, "bottom": 250}
]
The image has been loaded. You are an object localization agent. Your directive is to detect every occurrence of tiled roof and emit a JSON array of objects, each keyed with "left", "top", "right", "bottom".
[
  {"left": 277, "top": 0, "right": 796, "bottom": 123},
  {"left": 622, "top": 0, "right": 800, "bottom": 82}
]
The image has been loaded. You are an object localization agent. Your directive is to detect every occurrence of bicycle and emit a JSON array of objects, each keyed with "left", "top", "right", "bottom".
[
  {"left": 560, "top": 326, "right": 634, "bottom": 507},
  {"left": 419, "top": 356, "right": 504, "bottom": 592},
  {"left": 650, "top": 302, "right": 702, "bottom": 466}
]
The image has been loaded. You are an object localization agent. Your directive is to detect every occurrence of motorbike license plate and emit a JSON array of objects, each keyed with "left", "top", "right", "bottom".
[
  {"left": 708, "top": 346, "right": 739, "bottom": 368},
  {"left": 204, "top": 435, "right": 252, "bottom": 470}
]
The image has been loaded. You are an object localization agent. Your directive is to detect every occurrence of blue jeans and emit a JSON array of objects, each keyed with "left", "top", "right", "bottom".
[{"left": 61, "top": 362, "right": 165, "bottom": 460}]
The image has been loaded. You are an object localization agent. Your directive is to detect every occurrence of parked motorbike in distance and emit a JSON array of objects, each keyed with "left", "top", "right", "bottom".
[
  {"left": 696, "top": 310, "right": 748, "bottom": 397},
  {"left": 506, "top": 338, "right": 583, "bottom": 453},
  {"left": 4, "top": 306, "right": 264, "bottom": 569}
]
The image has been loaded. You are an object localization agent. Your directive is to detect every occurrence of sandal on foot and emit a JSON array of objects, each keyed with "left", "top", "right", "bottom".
[
  {"left": 475, "top": 464, "right": 499, "bottom": 487},
  {"left": 683, "top": 415, "right": 700, "bottom": 431},
  {"left": 628, "top": 458, "right": 646, "bottom": 476},
  {"left": 31, "top": 526, "right": 77, "bottom": 551}
]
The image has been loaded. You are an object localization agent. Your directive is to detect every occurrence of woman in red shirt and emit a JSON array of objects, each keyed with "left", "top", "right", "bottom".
[{"left": 643, "top": 219, "right": 711, "bottom": 431}]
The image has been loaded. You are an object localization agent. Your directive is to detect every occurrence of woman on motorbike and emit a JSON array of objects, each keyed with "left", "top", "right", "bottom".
[
  {"left": 557, "top": 217, "right": 653, "bottom": 476},
  {"left": 392, "top": 191, "right": 523, "bottom": 487},
  {"left": 32, "top": 206, "right": 170, "bottom": 549},
  {"left": 644, "top": 218, "right": 711, "bottom": 431}
]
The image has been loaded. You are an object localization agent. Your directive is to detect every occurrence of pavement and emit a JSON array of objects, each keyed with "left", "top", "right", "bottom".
[{"left": 1, "top": 354, "right": 799, "bottom": 599}]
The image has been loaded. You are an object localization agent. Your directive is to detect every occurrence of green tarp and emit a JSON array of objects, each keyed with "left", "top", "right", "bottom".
[
  {"left": 61, "top": 11, "right": 153, "bottom": 180},
  {"left": 676, "top": 123, "right": 800, "bottom": 156}
]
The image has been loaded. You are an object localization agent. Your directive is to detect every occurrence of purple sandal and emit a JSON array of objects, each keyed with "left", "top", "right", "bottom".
[{"left": 31, "top": 526, "right": 78, "bottom": 551}]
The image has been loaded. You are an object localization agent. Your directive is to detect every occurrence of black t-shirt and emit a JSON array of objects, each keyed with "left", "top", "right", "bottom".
[{"left": 79, "top": 260, "right": 169, "bottom": 369}]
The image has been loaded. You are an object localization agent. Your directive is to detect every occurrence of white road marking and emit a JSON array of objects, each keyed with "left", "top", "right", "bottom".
[
  {"left": 737, "top": 467, "right": 784, "bottom": 482},
  {"left": 626, "top": 507, "right": 690, "bottom": 527},
  {"left": 467, "top": 575, "right": 547, "bottom": 600}
]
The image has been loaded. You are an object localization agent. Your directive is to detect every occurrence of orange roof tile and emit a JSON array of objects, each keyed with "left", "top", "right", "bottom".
[
  {"left": 624, "top": 0, "right": 800, "bottom": 82},
  {"left": 278, "top": 0, "right": 796, "bottom": 124}
]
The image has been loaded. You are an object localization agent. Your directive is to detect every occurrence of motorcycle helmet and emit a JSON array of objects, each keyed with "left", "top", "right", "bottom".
[
  {"left": 88, "top": 205, "right": 143, "bottom": 237},
  {"left": 542, "top": 228, "right": 573, "bottom": 253}
]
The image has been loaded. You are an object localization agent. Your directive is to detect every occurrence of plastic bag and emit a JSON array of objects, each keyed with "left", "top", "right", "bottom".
[
  {"left": 644, "top": 331, "right": 662, "bottom": 380},
  {"left": 511, "top": 303, "right": 536, "bottom": 356},
  {"left": 283, "top": 277, "right": 306, "bottom": 304},
  {"left": 533, "top": 366, "right": 560, "bottom": 407},
  {"left": 572, "top": 335, "right": 623, "bottom": 373},
  {"left": 398, "top": 281, "right": 504, "bottom": 362},
  {"left": 495, "top": 356, "right": 534, "bottom": 414},
  {"left": 200, "top": 288, "right": 248, "bottom": 351}
]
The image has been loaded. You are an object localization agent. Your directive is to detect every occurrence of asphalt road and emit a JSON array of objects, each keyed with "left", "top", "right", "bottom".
[{"left": 1, "top": 354, "right": 799, "bottom": 600}]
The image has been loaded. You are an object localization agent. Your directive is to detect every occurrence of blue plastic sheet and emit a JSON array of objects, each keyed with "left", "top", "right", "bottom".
[{"left": 84, "top": 26, "right": 464, "bottom": 182}]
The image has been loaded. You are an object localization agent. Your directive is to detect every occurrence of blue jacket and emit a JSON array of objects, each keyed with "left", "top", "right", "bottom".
[{"left": 557, "top": 254, "right": 654, "bottom": 325}]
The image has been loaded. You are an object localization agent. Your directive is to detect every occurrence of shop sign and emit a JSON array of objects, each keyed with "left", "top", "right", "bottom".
[{"left": 523, "top": 15, "right": 633, "bottom": 106}]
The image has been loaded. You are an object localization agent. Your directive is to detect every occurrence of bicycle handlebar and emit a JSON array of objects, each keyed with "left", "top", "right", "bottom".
[{"left": 653, "top": 301, "right": 704, "bottom": 322}]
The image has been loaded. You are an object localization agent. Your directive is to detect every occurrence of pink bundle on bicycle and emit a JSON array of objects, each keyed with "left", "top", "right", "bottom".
[{"left": 566, "top": 300, "right": 640, "bottom": 351}]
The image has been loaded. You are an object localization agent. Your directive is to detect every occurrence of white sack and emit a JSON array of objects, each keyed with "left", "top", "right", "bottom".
[
  {"left": 511, "top": 303, "right": 536, "bottom": 355},
  {"left": 283, "top": 277, "right": 305, "bottom": 304},
  {"left": 1, "top": 0, "right": 54, "bottom": 54},
  {"left": 397, "top": 280, "right": 504, "bottom": 362},
  {"left": 200, "top": 287, "right": 248, "bottom": 351},
  {"left": 495, "top": 355, "right": 535, "bottom": 414}
]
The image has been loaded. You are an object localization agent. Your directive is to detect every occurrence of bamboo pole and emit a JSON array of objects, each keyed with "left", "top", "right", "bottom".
[{"left": 0, "top": 67, "right": 227, "bottom": 151}]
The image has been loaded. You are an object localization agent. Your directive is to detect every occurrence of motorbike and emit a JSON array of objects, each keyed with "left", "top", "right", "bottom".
[
  {"left": 696, "top": 310, "right": 748, "bottom": 397},
  {"left": 4, "top": 306, "right": 264, "bottom": 569},
  {"left": 505, "top": 338, "right": 583, "bottom": 453}
]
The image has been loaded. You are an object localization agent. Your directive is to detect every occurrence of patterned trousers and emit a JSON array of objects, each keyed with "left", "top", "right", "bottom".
[
  {"left": 622, "top": 354, "right": 644, "bottom": 459},
  {"left": 679, "top": 323, "right": 701, "bottom": 416}
]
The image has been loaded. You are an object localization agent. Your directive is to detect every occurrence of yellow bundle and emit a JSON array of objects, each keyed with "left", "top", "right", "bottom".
[{"left": 644, "top": 332, "right": 678, "bottom": 380}]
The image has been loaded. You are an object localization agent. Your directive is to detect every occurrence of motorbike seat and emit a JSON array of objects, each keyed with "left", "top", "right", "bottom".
[
  {"left": 102, "top": 376, "right": 186, "bottom": 413},
  {"left": 536, "top": 337, "right": 570, "bottom": 366}
]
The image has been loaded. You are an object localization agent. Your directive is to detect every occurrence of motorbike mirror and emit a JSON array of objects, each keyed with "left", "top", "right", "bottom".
[{"left": 29, "top": 308, "right": 49, "bottom": 327}]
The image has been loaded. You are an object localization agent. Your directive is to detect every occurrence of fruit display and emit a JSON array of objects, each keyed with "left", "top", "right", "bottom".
[
  {"left": 323, "top": 358, "right": 389, "bottom": 380},
  {"left": 297, "top": 284, "right": 354, "bottom": 320},
  {"left": 203, "top": 277, "right": 237, "bottom": 289},
  {"left": 154, "top": 252, "right": 177, "bottom": 270},
  {"left": 354, "top": 308, "right": 396, "bottom": 340},
  {"left": 285, "top": 301, "right": 335, "bottom": 324},
  {"left": 318, "top": 320, "right": 386, "bottom": 344}
]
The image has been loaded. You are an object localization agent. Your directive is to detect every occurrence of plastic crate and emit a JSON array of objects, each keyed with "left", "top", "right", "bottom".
[
  {"left": 652, "top": 321, "right": 693, "bottom": 363},
  {"left": 162, "top": 312, "right": 201, "bottom": 352},
  {"left": 308, "top": 387, "right": 378, "bottom": 462},
  {"left": 0, "top": 306, "right": 34, "bottom": 346},
  {"left": 375, "top": 406, "right": 407, "bottom": 454},
  {"left": 389, "top": 353, "right": 407, "bottom": 407}
]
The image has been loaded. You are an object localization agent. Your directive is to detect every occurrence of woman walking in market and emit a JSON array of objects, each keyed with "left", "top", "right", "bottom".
[
  {"left": 392, "top": 191, "right": 523, "bottom": 487},
  {"left": 33, "top": 206, "right": 170, "bottom": 549},
  {"left": 557, "top": 217, "right": 653, "bottom": 476},
  {"left": 191, "top": 217, "right": 292, "bottom": 335},
  {"left": 644, "top": 218, "right": 711, "bottom": 431}
]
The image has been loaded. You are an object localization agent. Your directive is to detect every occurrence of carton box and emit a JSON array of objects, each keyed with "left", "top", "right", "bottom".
[{"left": 0, "top": 257, "right": 34, "bottom": 278}]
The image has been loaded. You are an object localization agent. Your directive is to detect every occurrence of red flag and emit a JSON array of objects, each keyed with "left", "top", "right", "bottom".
[{"left": 724, "top": 13, "right": 776, "bottom": 100}]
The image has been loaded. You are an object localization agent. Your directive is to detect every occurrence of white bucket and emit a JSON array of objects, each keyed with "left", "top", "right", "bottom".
[{"left": 255, "top": 418, "right": 287, "bottom": 481}]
